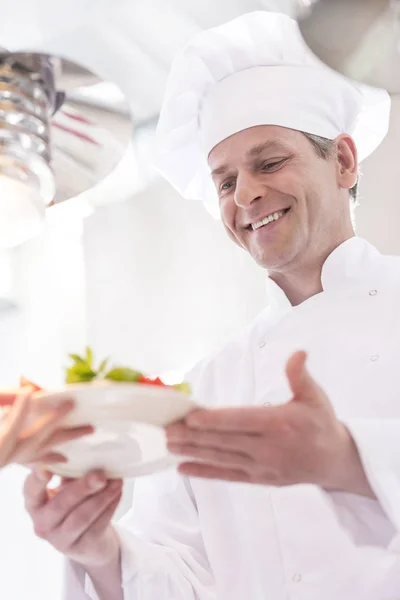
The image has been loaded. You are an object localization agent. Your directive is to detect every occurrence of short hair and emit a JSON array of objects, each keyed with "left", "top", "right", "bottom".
[{"left": 302, "top": 132, "right": 358, "bottom": 204}]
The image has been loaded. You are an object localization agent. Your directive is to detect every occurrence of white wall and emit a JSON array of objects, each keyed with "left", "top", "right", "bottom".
[
  {"left": 0, "top": 219, "right": 87, "bottom": 387},
  {"left": 355, "top": 94, "right": 400, "bottom": 254},
  {"left": 0, "top": 219, "right": 87, "bottom": 600},
  {"left": 83, "top": 180, "right": 267, "bottom": 376},
  {"left": 0, "top": 310, "right": 22, "bottom": 385}
]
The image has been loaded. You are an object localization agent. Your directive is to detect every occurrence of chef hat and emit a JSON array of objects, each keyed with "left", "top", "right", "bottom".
[{"left": 154, "top": 11, "right": 391, "bottom": 218}]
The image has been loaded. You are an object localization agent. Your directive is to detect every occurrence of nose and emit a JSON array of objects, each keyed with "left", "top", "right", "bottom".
[{"left": 234, "top": 171, "right": 264, "bottom": 209}]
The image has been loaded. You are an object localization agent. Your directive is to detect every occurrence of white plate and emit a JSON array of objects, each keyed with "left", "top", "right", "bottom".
[{"left": 32, "top": 381, "right": 198, "bottom": 479}]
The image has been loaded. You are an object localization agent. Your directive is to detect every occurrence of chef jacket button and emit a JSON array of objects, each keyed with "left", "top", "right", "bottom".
[
  {"left": 259, "top": 340, "right": 266, "bottom": 349},
  {"left": 263, "top": 402, "right": 271, "bottom": 407},
  {"left": 292, "top": 573, "right": 302, "bottom": 583},
  {"left": 369, "top": 289, "right": 378, "bottom": 296},
  {"left": 370, "top": 355, "right": 379, "bottom": 362}
]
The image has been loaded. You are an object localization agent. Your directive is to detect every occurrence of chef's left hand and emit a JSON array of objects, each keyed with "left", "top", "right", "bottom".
[{"left": 166, "top": 351, "right": 375, "bottom": 498}]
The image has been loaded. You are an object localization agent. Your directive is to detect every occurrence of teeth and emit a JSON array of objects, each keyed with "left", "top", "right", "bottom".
[{"left": 251, "top": 210, "right": 286, "bottom": 231}]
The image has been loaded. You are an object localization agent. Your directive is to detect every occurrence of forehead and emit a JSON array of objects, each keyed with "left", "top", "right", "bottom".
[{"left": 207, "top": 125, "right": 304, "bottom": 170}]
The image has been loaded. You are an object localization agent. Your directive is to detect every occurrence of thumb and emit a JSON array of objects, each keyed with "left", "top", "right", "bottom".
[
  {"left": 285, "top": 351, "right": 320, "bottom": 403},
  {"left": 24, "top": 468, "right": 53, "bottom": 511}
]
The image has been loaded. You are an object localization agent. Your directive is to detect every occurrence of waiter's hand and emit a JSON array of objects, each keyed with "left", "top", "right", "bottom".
[
  {"left": 24, "top": 469, "right": 123, "bottom": 568},
  {"left": 0, "top": 391, "right": 93, "bottom": 469},
  {"left": 166, "top": 351, "right": 375, "bottom": 498}
]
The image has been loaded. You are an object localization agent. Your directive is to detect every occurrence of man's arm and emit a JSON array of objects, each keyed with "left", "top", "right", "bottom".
[
  {"left": 166, "top": 351, "right": 400, "bottom": 549},
  {"left": 328, "top": 417, "right": 400, "bottom": 548},
  {"left": 83, "top": 535, "right": 123, "bottom": 600},
  {"left": 24, "top": 469, "right": 125, "bottom": 600},
  {"left": 321, "top": 424, "right": 377, "bottom": 499},
  {"left": 166, "top": 351, "right": 373, "bottom": 493},
  {"left": 25, "top": 467, "right": 215, "bottom": 600}
]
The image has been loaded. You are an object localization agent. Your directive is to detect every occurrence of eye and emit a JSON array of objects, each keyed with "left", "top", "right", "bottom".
[
  {"left": 220, "top": 180, "right": 235, "bottom": 192},
  {"left": 261, "top": 159, "right": 285, "bottom": 172}
]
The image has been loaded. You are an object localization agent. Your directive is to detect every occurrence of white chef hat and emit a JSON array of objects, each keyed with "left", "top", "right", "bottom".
[{"left": 154, "top": 11, "right": 391, "bottom": 219}]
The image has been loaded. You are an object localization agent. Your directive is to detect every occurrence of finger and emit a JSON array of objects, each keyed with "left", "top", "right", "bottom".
[
  {"left": 47, "top": 476, "right": 72, "bottom": 500},
  {"left": 69, "top": 486, "right": 122, "bottom": 551},
  {"left": 24, "top": 468, "right": 54, "bottom": 511},
  {"left": 39, "top": 425, "right": 94, "bottom": 450},
  {"left": 60, "top": 476, "right": 74, "bottom": 486},
  {"left": 15, "top": 410, "right": 92, "bottom": 465},
  {"left": 29, "top": 452, "right": 68, "bottom": 465},
  {"left": 285, "top": 350, "right": 308, "bottom": 397},
  {"left": 166, "top": 423, "right": 258, "bottom": 454},
  {"left": 178, "top": 462, "right": 250, "bottom": 482},
  {"left": 82, "top": 492, "right": 122, "bottom": 539},
  {"left": 168, "top": 443, "right": 251, "bottom": 470},
  {"left": 17, "top": 401, "right": 79, "bottom": 456},
  {"left": 20, "top": 399, "right": 76, "bottom": 441},
  {"left": 34, "top": 471, "right": 108, "bottom": 532},
  {"left": 0, "top": 383, "right": 37, "bottom": 407},
  {"left": 285, "top": 351, "right": 322, "bottom": 403},
  {"left": 0, "top": 393, "right": 32, "bottom": 464},
  {"left": 185, "top": 407, "right": 278, "bottom": 433},
  {"left": 53, "top": 480, "right": 123, "bottom": 547},
  {"left": 3, "top": 392, "right": 31, "bottom": 430}
]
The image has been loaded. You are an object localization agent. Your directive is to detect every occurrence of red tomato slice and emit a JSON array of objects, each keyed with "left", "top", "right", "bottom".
[
  {"left": 0, "top": 389, "right": 20, "bottom": 406},
  {"left": 138, "top": 376, "right": 167, "bottom": 387}
]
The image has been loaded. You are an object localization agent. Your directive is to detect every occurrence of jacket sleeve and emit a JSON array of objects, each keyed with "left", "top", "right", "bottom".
[{"left": 327, "top": 418, "right": 400, "bottom": 553}]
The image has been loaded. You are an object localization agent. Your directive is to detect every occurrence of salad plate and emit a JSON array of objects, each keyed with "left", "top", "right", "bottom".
[{"left": 17, "top": 348, "right": 199, "bottom": 478}]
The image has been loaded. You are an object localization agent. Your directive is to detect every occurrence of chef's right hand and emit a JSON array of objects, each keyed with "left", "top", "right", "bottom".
[{"left": 24, "top": 469, "right": 123, "bottom": 568}]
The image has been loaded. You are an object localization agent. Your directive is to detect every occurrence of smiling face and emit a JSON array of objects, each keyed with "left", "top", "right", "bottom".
[{"left": 209, "top": 125, "right": 357, "bottom": 273}]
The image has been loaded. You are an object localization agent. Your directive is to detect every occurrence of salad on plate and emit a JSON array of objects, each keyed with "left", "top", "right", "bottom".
[{"left": 19, "top": 346, "right": 191, "bottom": 395}]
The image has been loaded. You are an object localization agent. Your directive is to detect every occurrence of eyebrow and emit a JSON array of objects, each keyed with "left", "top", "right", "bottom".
[
  {"left": 246, "top": 140, "right": 291, "bottom": 158},
  {"left": 211, "top": 140, "right": 291, "bottom": 178}
]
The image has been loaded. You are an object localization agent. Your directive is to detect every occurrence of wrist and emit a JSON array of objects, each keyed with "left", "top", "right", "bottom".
[
  {"left": 73, "top": 526, "right": 121, "bottom": 570},
  {"left": 85, "top": 547, "right": 121, "bottom": 583},
  {"left": 83, "top": 529, "right": 123, "bottom": 600},
  {"left": 323, "top": 424, "right": 376, "bottom": 499}
]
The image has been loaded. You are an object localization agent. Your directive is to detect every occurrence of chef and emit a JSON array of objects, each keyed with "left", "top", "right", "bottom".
[{"left": 21, "top": 11, "right": 400, "bottom": 600}]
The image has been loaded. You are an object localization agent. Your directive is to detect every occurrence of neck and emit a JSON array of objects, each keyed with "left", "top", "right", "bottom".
[{"left": 268, "top": 233, "right": 355, "bottom": 306}]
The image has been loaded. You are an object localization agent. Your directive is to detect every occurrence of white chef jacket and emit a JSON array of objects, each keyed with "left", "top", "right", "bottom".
[{"left": 64, "top": 237, "right": 400, "bottom": 600}]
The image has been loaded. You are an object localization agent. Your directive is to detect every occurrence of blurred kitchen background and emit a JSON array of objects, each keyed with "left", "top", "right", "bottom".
[{"left": 0, "top": 0, "right": 399, "bottom": 598}]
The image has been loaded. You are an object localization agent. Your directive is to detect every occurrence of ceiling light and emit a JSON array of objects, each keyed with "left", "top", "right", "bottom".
[{"left": 0, "top": 51, "right": 131, "bottom": 248}]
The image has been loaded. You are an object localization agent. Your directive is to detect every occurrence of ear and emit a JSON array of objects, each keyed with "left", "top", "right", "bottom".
[{"left": 335, "top": 134, "right": 358, "bottom": 193}]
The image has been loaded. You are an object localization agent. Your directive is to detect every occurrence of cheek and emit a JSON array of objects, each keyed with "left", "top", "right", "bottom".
[
  {"left": 220, "top": 197, "right": 235, "bottom": 232},
  {"left": 220, "top": 199, "right": 244, "bottom": 247},
  {"left": 280, "top": 174, "right": 306, "bottom": 202},
  {"left": 222, "top": 222, "right": 241, "bottom": 246}
]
